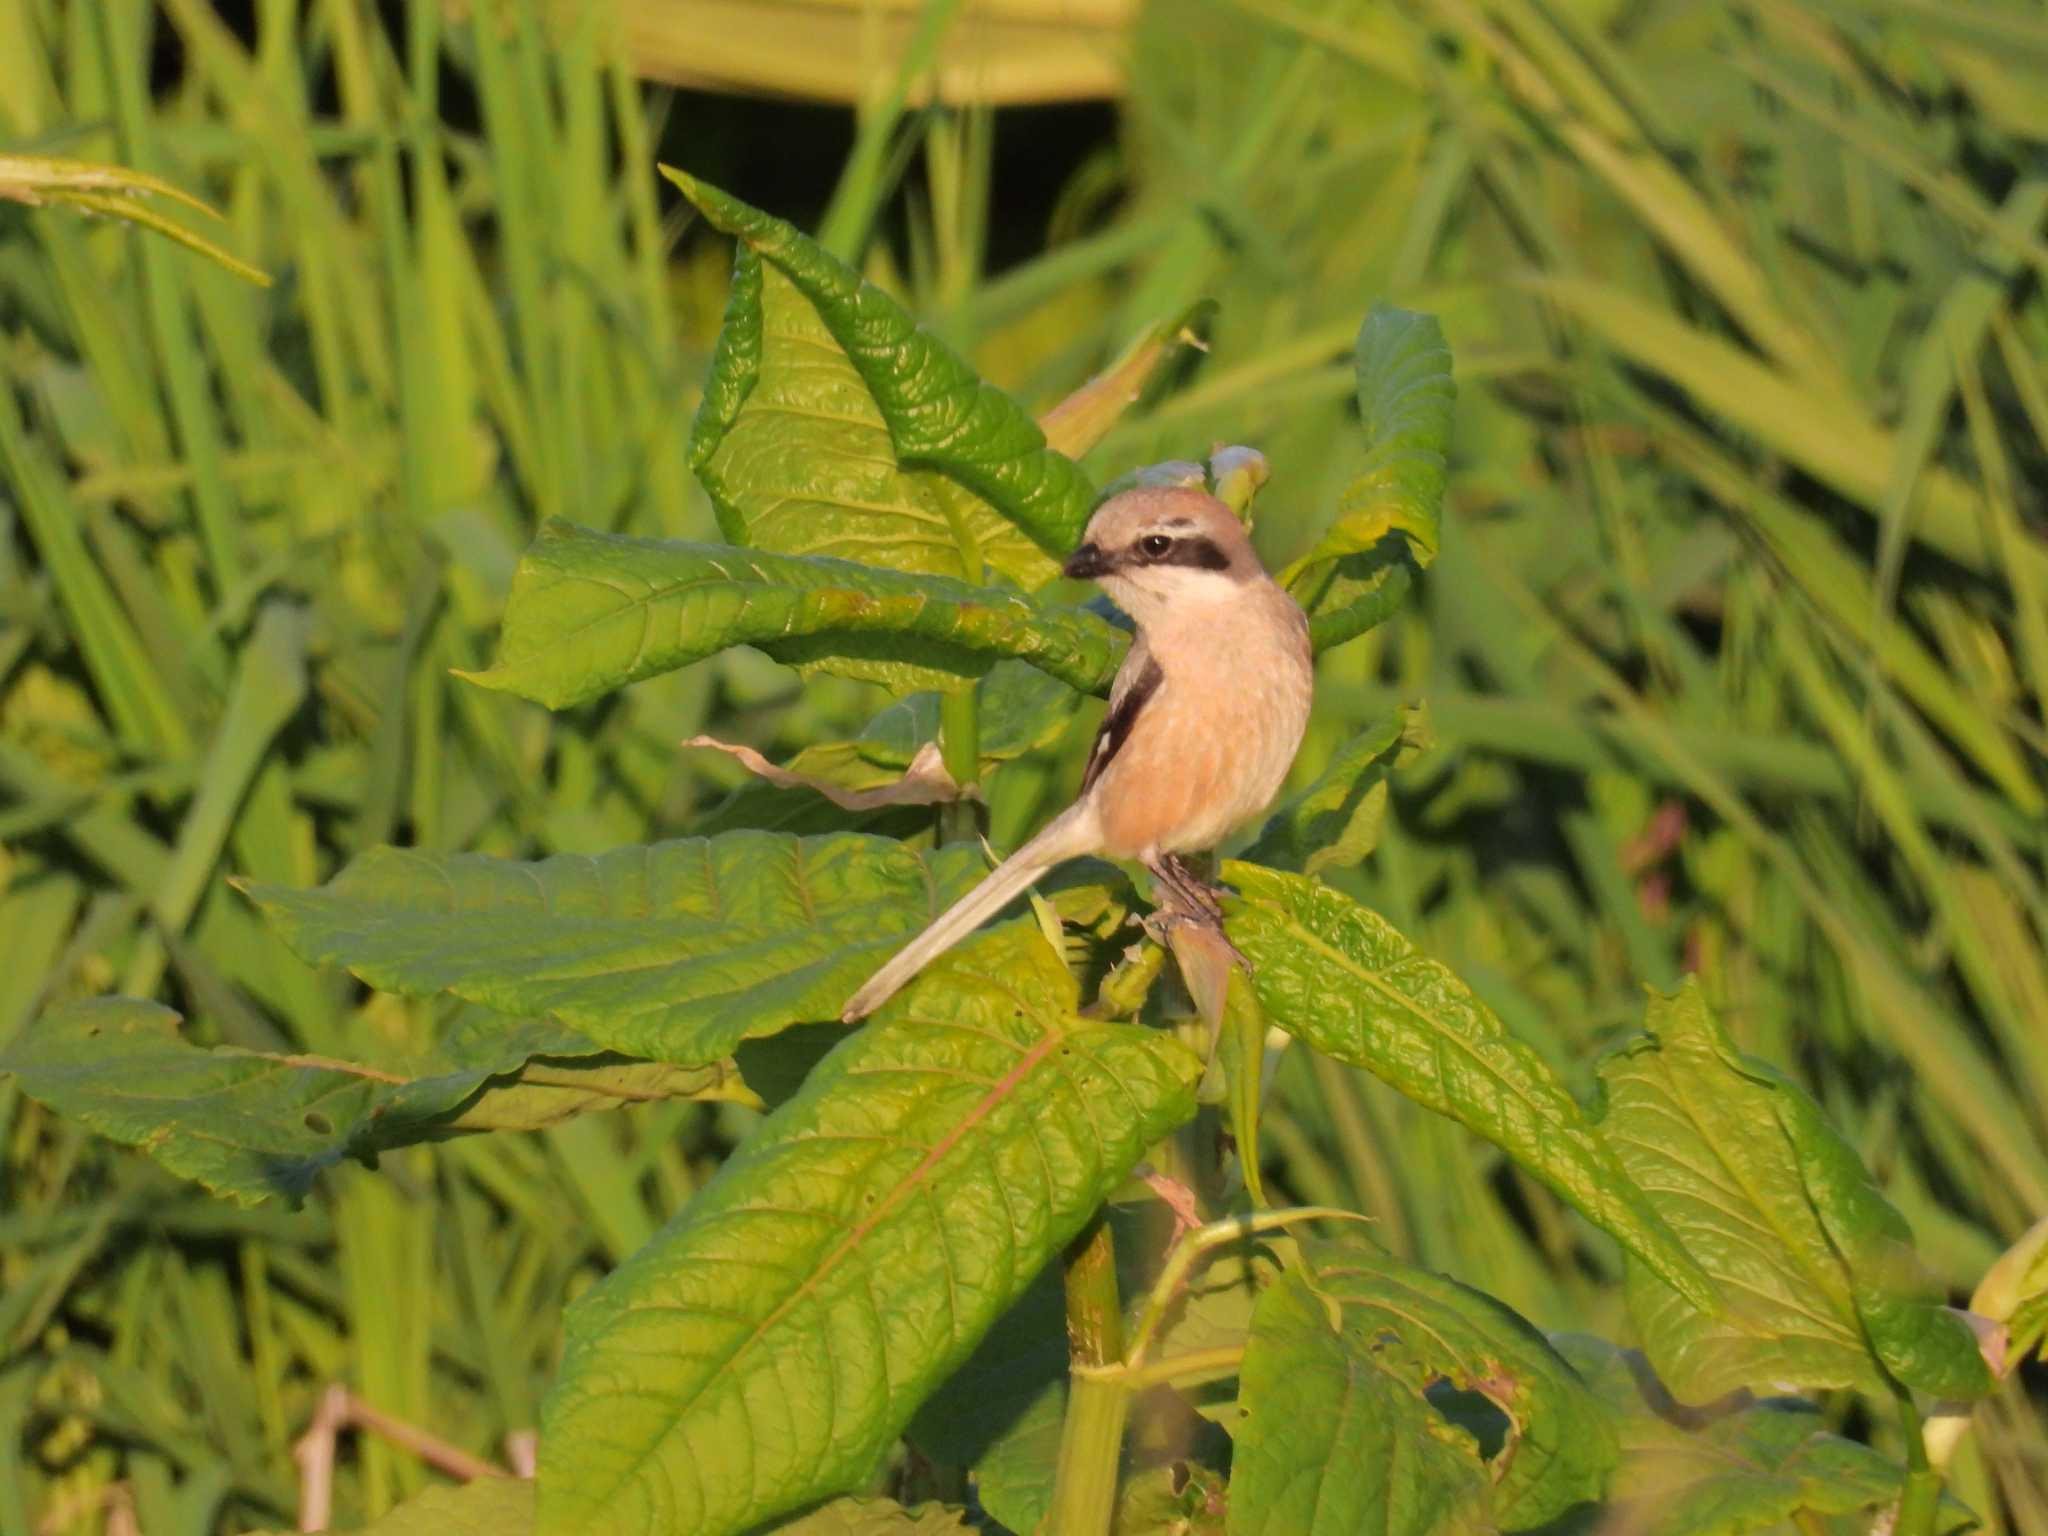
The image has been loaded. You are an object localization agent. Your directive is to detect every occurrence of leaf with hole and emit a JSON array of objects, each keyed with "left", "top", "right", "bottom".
[
  {"left": 1292, "top": 1238, "right": 1617, "bottom": 1529},
  {"left": 1228, "top": 1265, "right": 1491, "bottom": 1536}
]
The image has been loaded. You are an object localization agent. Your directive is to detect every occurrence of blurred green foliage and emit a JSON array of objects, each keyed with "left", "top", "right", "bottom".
[{"left": 2, "top": 0, "right": 2045, "bottom": 1531}]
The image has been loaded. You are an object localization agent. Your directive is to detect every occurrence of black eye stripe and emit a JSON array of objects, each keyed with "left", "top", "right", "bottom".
[{"left": 1141, "top": 536, "right": 1230, "bottom": 571}]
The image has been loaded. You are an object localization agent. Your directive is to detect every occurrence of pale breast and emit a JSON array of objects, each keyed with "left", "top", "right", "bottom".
[{"left": 1093, "top": 585, "right": 1312, "bottom": 859}]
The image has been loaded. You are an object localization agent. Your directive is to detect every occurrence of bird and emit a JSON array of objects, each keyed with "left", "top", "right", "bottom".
[{"left": 841, "top": 483, "right": 1314, "bottom": 1021}]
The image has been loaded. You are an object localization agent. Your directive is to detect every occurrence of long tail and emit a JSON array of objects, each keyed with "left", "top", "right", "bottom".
[{"left": 841, "top": 805, "right": 1098, "bottom": 1021}]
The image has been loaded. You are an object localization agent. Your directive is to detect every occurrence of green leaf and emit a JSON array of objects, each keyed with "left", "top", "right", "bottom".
[
  {"left": 1245, "top": 709, "right": 1420, "bottom": 876},
  {"left": 1228, "top": 1265, "right": 1491, "bottom": 1536},
  {"left": 0, "top": 1000, "right": 731, "bottom": 1207},
  {"left": 1283, "top": 305, "right": 1451, "bottom": 653},
  {"left": 1554, "top": 1335, "right": 1958, "bottom": 1536},
  {"left": 248, "top": 1476, "right": 532, "bottom": 1536},
  {"left": 669, "top": 168, "right": 1097, "bottom": 566},
  {"left": 691, "top": 249, "right": 1056, "bottom": 588},
  {"left": 459, "top": 520, "right": 1125, "bottom": 707},
  {"left": 1294, "top": 1238, "right": 1618, "bottom": 1530},
  {"left": 1222, "top": 864, "right": 1716, "bottom": 1312},
  {"left": 535, "top": 923, "right": 1203, "bottom": 1536},
  {"left": 766, "top": 1497, "right": 974, "bottom": 1534},
  {"left": 243, "top": 831, "right": 994, "bottom": 1067},
  {"left": 1597, "top": 981, "right": 1994, "bottom": 1403}
]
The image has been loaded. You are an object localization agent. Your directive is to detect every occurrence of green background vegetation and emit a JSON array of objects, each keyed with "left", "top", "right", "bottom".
[{"left": 2, "top": 0, "right": 2045, "bottom": 1531}]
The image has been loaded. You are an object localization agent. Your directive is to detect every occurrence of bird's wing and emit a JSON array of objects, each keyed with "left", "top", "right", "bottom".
[{"left": 1080, "top": 643, "right": 1164, "bottom": 796}]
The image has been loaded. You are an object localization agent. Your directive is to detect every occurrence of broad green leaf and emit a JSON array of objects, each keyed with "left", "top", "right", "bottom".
[
  {"left": 691, "top": 249, "right": 1055, "bottom": 587},
  {"left": 1222, "top": 864, "right": 1715, "bottom": 1311},
  {"left": 1283, "top": 305, "right": 1450, "bottom": 653},
  {"left": 459, "top": 520, "right": 1125, "bottom": 707},
  {"left": 668, "top": 168, "right": 1097, "bottom": 564},
  {"left": 250, "top": 1476, "right": 532, "bottom": 1536},
  {"left": 535, "top": 923, "right": 1203, "bottom": 1536},
  {"left": 0, "top": 1000, "right": 732, "bottom": 1206},
  {"left": 1295, "top": 1238, "right": 1618, "bottom": 1529},
  {"left": 1599, "top": 982, "right": 1994, "bottom": 1404},
  {"left": 1553, "top": 1335, "right": 1951, "bottom": 1536},
  {"left": 1245, "top": 709, "right": 1422, "bottom": 876},
  {"left": 767, "top": 1497, "right": 974, "bottom": 1534},
  {"left": 1229, "top": 1265, "right": 1491, "bottom": 1536},
  {"left": 0, "top": 153, "right": 270, "bottom": 285},
  {"left": 244, "top": 831, "right": 992, "bottom": 1066}
]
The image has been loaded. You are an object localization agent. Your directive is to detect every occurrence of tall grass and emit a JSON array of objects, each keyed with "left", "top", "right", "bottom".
[{"left": 1, "top": 0, "right": 2043, "bottom": 1531}]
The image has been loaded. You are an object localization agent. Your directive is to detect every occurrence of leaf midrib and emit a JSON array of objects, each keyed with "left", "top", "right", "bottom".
[{"left": 584, "top": 1023, "right": 1069, "bottom": 1508}]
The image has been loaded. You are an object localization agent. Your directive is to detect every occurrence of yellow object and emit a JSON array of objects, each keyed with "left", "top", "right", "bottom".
[{"left": 610, "top": 0, "right": 1133, "bottom": 103}]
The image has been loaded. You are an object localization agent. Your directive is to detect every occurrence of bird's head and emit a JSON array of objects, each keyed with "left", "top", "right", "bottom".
[{"left": 1062, "top": 486, "right": 1266, "bottom": 627}]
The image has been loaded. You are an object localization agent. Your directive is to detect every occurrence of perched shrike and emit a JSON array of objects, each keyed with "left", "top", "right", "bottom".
[{"left": 841, "top": 484, "right": 1314, "bottom": 1021}]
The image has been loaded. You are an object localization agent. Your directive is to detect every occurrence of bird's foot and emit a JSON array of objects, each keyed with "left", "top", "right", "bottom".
[{"left": 1143, "top": 857, "right": 1251, "bottom": 973}]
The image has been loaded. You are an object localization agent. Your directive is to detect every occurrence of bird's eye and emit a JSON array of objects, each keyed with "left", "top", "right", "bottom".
[{"left": 1139, "top": 534, "right": 1173, "bottom": 558}]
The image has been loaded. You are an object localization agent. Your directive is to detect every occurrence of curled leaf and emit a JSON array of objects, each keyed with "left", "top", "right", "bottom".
[
  {"left": 684, "top": 736, "right": 974, "bottom": 810},
  {"left": 669, "top": 167, "right": 1096, "bottom": 564},
  {"left": 1283, "top": 304, "right": 1451, "bottom": 652}
]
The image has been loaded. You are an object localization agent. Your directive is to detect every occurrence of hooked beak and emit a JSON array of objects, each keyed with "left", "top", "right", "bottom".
[{"left": 1062, "top": 542, "right": 1110, "bottom": 581}]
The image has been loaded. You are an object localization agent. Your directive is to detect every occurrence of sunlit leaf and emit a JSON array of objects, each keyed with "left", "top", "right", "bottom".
[
  {"left": 1037, "top": 303, "right": 1215, "bottom": 462},
  {"left": 534, "top": 923, "right": 1203, "bottom": 1536},
  {"left": 1223, "top": 864, "right": 1715, "bottom": 1311},
  {"left": 907, "top": 1266, "right": 1069, "bottom": 1535},
  {"left": 1598, "top": 981, "right": 1994, "bottom": 1403},
  {"left": 692, "top": 249, "right": 1056, "bottom": 587}
]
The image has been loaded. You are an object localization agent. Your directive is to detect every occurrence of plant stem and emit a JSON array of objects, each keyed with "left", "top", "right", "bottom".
[
  {"left": 939, "top": 685, "right": 980, "bottom": 844},
  {"left": 1047, "top": 1215, "right": 1127, "bottom": 1536},
  {"left": 1892, "top": 1386, "right": 1943, "bottom": 1536}
]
